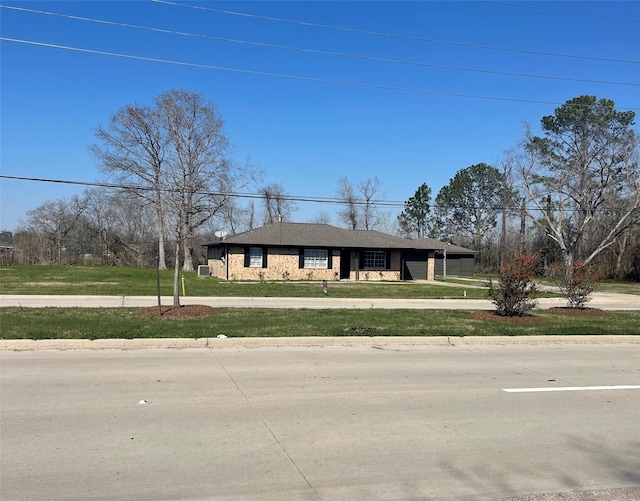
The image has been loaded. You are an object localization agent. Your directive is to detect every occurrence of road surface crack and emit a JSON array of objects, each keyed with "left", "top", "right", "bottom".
[{"left": 212, "top": 353, "right": 322, "bottom": 500}]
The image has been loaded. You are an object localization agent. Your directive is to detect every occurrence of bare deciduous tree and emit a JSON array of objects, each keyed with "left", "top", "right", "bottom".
[
  {"left": 358, "top": 177, "right": 384, "bottom": 230},
  {"left": 94, "top": 90, "right": 260, "bottom": 306},
  {"left": 336, "top": 176, "right": 359, "bottom": 229},
  {"left": 19, "top": 194, "right": 90, "bottom": 264},
  {"left": 310, "top": 210, "right": 332, "bottom": 225},
  {"left": 159, "top": 90, "right": 233, "bottom": 275},
  {"left": 91, "top": 103, "right": 169, "bottom": 269},
  {"left": 260, "top": 183, "right": 297, "bottom": 224},
  {"left": 520, "top": 96, "right": 639, "bottom": 276}
]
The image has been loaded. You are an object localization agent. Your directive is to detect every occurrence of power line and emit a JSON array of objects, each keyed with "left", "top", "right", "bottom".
[
  {"left": 0, "top": 174, "right": 407, "bottom": 207},
  {"left": 151, "top": 0, "right": 640, "bottom": 65},
  {"left": 3, "top": 37, "right": 639, "bottom": 111},
  {"left": 1, "top": 174, "right": 633, "bottom": 213},
  {"left": 2, "top": 5, "right": 636, "bottom": 88},
  {"left": 482, "top": 1, "right": 640, "bottom": 24}
]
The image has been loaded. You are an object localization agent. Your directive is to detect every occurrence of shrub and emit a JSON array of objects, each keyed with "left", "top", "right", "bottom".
[
  {"left": 488, "top": 254, "right": 539, "bottom": 317},
  {"left": 549, "top": 262, "right": 600, "bottom": 309}
]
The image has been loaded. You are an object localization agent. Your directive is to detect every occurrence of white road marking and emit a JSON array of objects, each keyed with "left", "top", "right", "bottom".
[{"left": 503, "top": 385, "right": 640, "bottom": 393}]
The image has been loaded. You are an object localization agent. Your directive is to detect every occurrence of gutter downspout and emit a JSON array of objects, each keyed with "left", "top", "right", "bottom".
[{"left": 439, "top": 246, "right": 447, "bottom": 281}]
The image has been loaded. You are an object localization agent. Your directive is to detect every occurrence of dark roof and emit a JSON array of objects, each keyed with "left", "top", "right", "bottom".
[{"left": 204, "top": 223, "right": 476, "bottom": 254}]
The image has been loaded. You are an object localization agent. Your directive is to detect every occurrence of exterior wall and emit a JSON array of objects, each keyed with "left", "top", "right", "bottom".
[
  {"left": 427, "top": 252, "right": 435, "bottom": 281},
  {"left": 218, "top": 246, "right": 342, "bottom": 281},
  {"left": 208, "top": 254, "right": 226, "bottom": 279},
  {"left": 349, "top": 250, "right": 401, "bottom": 281},
  {"left": 207, "top": 247, "right": 405, "bottom": 281}
]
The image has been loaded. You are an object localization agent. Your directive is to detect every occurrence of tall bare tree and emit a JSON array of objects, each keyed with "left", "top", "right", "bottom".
[
  {"left": 358, "top": 177, "right": 384, "bottom": 230},
  {"left": 93, "top": 90, "right": 259, "bottom": 306},
  {"left": 19, "top": 194, "right": 90, "bottom": 264},
  {"left": 310, "top": 210, "right": 332, "bottom": 225},
  {"left": 520, "top": 95, "right": 639, "bottom": 276},
  {"left": 91, "top": 103, "right": 169, "bottom": 269},
  {"left": 259, "top": 183, "right": 297, "bottom": 224},
  {"left": 336, "top": 176, "right": 359, "bottom": 229},
  {"left": 497, "top": 152, "right": 521, "bottom": 266},
  {"left": 159, "top": 90, "right": 236, "bottom": 274}
]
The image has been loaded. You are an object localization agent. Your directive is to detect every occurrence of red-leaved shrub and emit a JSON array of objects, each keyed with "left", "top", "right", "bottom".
[
  {"left": 488, "top": 254, "right": 539, "bottom": 317},
  {"left": 549, "top": 262, "right": 600, "bottom": 309}
]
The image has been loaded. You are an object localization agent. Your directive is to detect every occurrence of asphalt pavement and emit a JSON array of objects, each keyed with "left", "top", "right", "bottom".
[{"left": 2, "top": 345, "right": 639, "bottom": 500}]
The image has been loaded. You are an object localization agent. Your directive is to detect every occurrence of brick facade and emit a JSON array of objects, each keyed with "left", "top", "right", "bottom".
[
  {"left": 427, "top": 251, "right": 435, "bottom": 281},
  {"left": 204, "top": 223, "right": 474, "bottom": 281},
  {"left": 208, "top": 247, "right": 417, "bottom": 281}
]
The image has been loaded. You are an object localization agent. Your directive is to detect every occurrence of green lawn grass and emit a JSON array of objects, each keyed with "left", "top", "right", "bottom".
[
  {"left": 0, "top": 265, "right": 496, "bottom": 299},
  {"left": 1, "top": 307, "right": 638, "bottom": 340}
]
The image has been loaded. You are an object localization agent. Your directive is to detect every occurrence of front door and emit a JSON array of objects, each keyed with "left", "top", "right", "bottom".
[{"left": 340, "top": 250, "right": 351, "bottom": 279}]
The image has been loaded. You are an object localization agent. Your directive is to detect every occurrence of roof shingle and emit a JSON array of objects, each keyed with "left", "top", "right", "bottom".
[{"left": 205, "top": 223, "right": 475, "bottom": 254}]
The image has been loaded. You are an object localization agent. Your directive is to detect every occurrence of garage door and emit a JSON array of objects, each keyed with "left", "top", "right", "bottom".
[
  {"left": 402, "top": 250, "right": 428, "bottom": 280},
  {"left": 435, "top": 254, "right": 475, "bottom": 277}
]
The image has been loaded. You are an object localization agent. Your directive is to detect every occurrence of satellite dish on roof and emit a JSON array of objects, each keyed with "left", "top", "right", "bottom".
[{"left": 214, "top": 230, "right": 227, "bottom": 240}]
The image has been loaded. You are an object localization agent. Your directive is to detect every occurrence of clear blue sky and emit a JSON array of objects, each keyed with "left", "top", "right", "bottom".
[{"left": 1, "top": 1, "right": 638, "bottom": 232}]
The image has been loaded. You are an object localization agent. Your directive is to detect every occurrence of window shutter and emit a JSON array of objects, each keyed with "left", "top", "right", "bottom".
[
  {"left": 358, "top": 251, "right": 364, "bottom": 270},
  {"left": 299, "top": 249, "right": 304, "bottom": 269},
  {"left": 244, "top": 247, "right": 250, "bottom": 267},
  {"left": 327, "top": 250, "right": 333, "bottom": 270},
  {"left": 262, "top": 247, "right": 268, "bottom": 268},
  {"left": 386, "top": 251, "right": 392, "bottom": 270}
]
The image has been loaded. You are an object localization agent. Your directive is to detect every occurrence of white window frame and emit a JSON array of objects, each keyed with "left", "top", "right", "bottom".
[
  {"left": 304, "top": 249, "right": 328, "bottom": 269},
  {"left": 249, "top": 247, "right": 263, "bottom": 267},
  {"left": 363, "top": 250, "right": 386, "bottom": 269}
]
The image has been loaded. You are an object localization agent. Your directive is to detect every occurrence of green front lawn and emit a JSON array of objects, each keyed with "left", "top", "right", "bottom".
[
  {"left": 0, "top": 265, "right": 491, "bottom": 298},
  {"left": 1, "top": 307, "right": 638, "bottom": 340}
]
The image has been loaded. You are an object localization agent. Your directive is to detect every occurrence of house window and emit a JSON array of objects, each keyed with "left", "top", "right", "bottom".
[
  {"left": 208, "top": 246, "right": 224, "bottom": 260},
  {"left": 303, "top": 249, "right": 328, "bottom": 269},
  {"left": 363, "top": 250, "right": 386, "bottom": 269},
  {"left": 249, "top": 247, "right": 263, "bottom": 267}
]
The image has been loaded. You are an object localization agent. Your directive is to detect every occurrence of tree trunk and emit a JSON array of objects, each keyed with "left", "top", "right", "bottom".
[
  {"left": 173, "top": 241, "right": 181, "bottom": 307},
  {"left": 614, "top": 231, "right": 629, "bottom": 278},
  {"left": 182, "top": 238, "right": 194, "bottom": 271},
  {"left": 499, "top": 207, "right": 507, "bottom": 267},
  {"left": 563, "top": 251, "right": 574, "bottom": 281},
  {"left": 155, "top": 190, "right": 167, "bottom": 270},
  {"left": 519, "top": 197, "right": 526, "bottom": 254}
]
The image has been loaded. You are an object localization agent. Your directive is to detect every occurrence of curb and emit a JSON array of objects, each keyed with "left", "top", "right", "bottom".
[{"left": 1, "top": 335, "right": 639, "bottom": 351}]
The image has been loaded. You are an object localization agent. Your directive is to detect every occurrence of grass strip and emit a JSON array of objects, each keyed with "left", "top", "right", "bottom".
[
  {"left": 1, "top": 308, "right": 638, "bottom": 340},
  {"left": 0, "top": 265, "right": 486, "bottom": 298},
  {"left": 0, "top": 265, "right": 565, "bottom": 298}
]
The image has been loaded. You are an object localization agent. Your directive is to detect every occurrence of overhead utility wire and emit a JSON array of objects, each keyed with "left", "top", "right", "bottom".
[
  {"left": 0, "top": 175, "right": 629, "bottom": 213},
  {"left": 151, "top": 0, "right": 640, "bottom": 65},
  {"left": 0, "top": 174, "right": 406, "bottom": 208},
  {"left": 481, "top": 1, "right": 640, "bottom": 24},
  {"left": 2, "top": 5, "right": 636, "bottom": 88},
  {"left": 9, "top": 37, "right": 638, "bottom": 110}
]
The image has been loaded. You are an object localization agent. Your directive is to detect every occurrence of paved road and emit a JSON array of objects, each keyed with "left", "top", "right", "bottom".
[
  {"left": 2, "top": 345, "right": 639, "bottom": 500},
  {"left": 1, "top": 292, "right": 639, "bottom": 309}
]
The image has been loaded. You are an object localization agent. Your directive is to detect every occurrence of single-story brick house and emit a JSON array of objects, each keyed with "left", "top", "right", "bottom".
[{"left": 203, "top": 222, "right": 476, "bottom": 281}]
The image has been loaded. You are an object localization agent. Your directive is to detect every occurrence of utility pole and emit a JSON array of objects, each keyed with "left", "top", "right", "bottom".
[{"left": 519, "top": 197, "right": 526, "bottom": 255}]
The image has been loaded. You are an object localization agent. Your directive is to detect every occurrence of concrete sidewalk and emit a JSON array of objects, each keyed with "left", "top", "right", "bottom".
[
  {"left": 1, "top": 292, "right": 639, "bottom": 310},
  {"left": 2, "top": 335, "right": 640, "bottom": 351}
]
